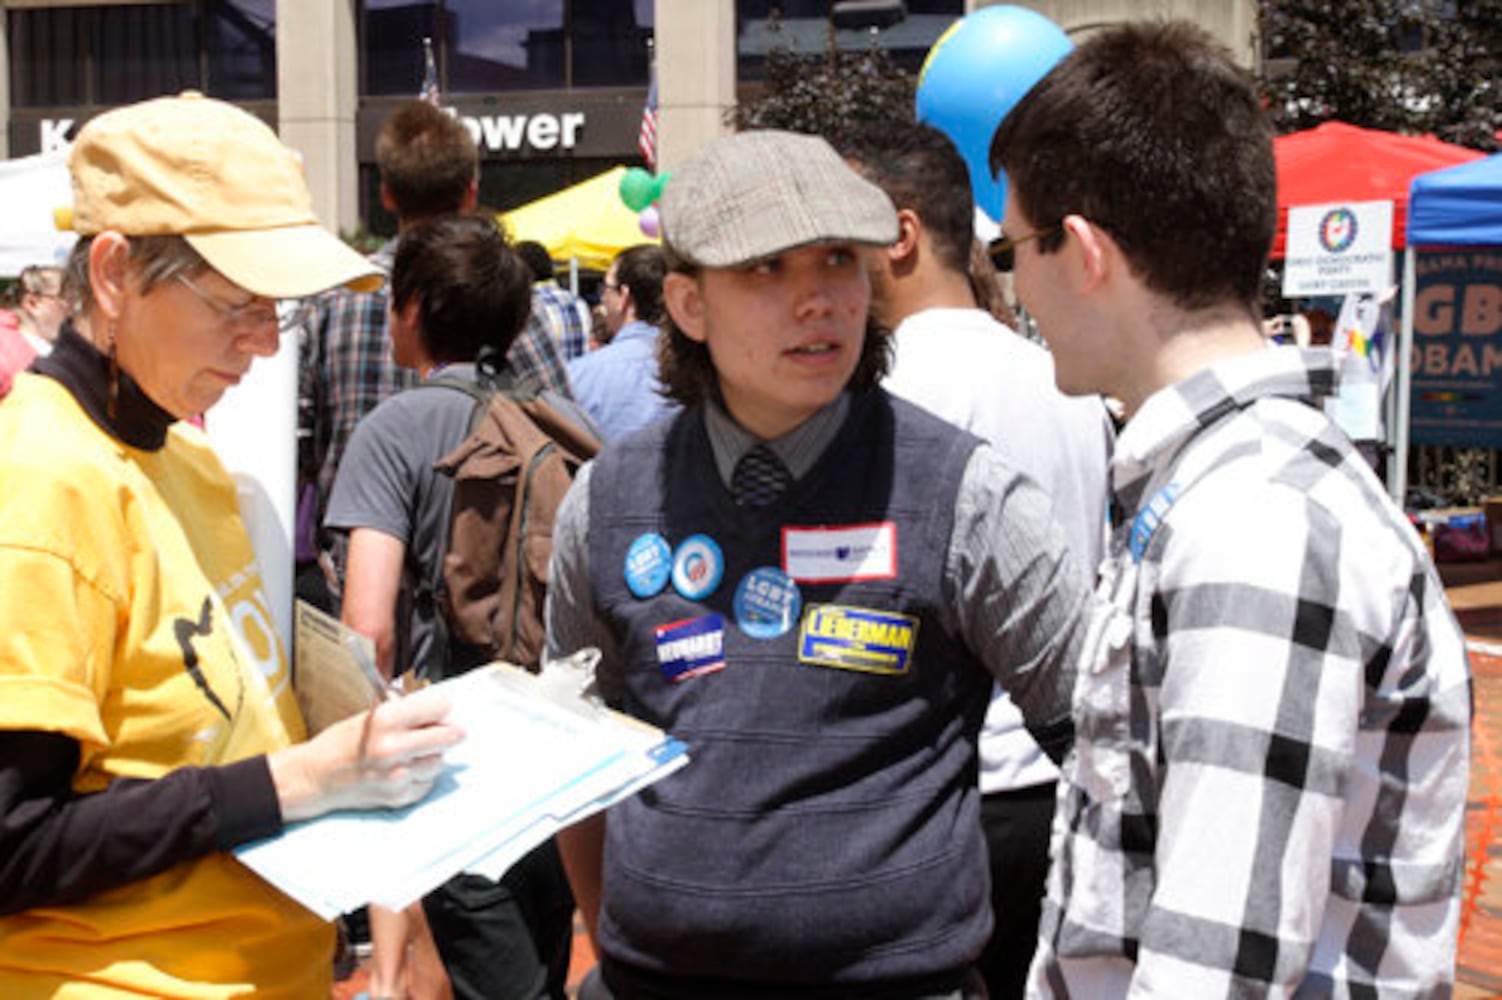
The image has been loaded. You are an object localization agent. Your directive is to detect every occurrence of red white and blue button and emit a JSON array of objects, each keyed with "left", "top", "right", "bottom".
[{"left": 671, "top": 533, "right": 724, "bottom": 601}]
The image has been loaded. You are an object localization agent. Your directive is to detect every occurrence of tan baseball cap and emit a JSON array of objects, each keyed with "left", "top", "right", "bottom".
[
  {"left": 661, "top": 130, "right": 897, "bottom": 268},
  {"left": 63, "top": 91, "right": 382, "bottom": 299}
]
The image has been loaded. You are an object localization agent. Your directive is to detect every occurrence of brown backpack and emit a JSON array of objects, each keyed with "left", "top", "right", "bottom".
[{"left": 423, "top": 373, "right": 600, "bottom": 677}]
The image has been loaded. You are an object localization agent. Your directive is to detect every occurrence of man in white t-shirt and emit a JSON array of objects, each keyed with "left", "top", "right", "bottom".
[{"left": 841, "top": 122, "right": 1113, "bottom": 1000}]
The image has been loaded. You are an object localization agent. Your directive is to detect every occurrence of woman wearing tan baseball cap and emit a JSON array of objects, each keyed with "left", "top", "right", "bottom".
[{"left": 0, "top": 93, "right": 465, "bottom": 997}]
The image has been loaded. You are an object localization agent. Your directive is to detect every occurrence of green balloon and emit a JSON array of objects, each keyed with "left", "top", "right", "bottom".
[
  {"left": 648, "top": 171, "right": 671, "bottom": 205},
  {"left": 619, "top": 168, "right": 656, "bottom": 212}
]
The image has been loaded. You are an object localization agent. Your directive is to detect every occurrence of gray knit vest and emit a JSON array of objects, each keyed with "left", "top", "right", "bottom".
[{"left": 586, "top": 390, "right": 994, "bottom": 986}]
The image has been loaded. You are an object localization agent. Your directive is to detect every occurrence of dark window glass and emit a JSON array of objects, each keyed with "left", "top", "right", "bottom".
[
  {"left": 207, "top": 0, "right": 277, "bottom": 99},
  {"left": 737, "top": 0, "right": 964, "bottom": 80},
  {"left": 480, "top": 156, "right": 622, "bottom": 214},
  {"left": 9, "top": 9, "right": 87, "bottom": 108},
  {"left": 445, "top": 0, "right": 565, "bottom": 92},
  {"left": 739, "top": 0, "right": 830, "bottom": 19},
  {"left": 570, "top": 0, "right": 653, "bottom": 87},
  {"left": 360, "top": 1, "right": 654, "bottom": 96},
  {"left": 94, "top": 4, "right": 199, "bottom": 104},
  {"left": 364, "top": 0, "right": 444, "bottom": 97},
  {"left": 358, "top": 163, "right": 395, "bottom": 237},
  {"left": 10, "top": 2, "right": 276, "bottom": 109}
]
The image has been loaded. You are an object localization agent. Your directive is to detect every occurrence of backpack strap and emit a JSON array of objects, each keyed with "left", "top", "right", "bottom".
[
  {"left": 427, "top": 370, "right": 602, "bottom": 460},
  {"left": 423, "top": 370, "right": 533, "bottom": 425},
  {"left": 409, "top": 373, "right": 500, "bottom": 679}
]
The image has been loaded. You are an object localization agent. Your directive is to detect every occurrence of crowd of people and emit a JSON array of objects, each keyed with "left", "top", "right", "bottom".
[{"left": 0, "top": 18, "right": 1472, "bottom": 1000}]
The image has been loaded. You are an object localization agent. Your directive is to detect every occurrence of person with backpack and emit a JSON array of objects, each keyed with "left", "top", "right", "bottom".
[
  {"left": 327, "top": 213, "right": 595, "bottom": 999},
  {"left": 298, "top": 101, "right": 575, "bottom": 617}
]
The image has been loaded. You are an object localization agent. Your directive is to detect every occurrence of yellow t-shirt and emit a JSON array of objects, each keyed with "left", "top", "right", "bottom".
[{"left": 0, "top": 373, "right": 333, "bottom": 998}]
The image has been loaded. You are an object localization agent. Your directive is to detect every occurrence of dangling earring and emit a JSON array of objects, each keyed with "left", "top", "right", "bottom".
[{"left": 107, "top": 322, "right": 120, "bottom": 421}]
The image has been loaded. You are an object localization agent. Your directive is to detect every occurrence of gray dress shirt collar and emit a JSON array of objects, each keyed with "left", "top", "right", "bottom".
[{"left": 703, "top": 393, "right": 852, "bottom": 489}]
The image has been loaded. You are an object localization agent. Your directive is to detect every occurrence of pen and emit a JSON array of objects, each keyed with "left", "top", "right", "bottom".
[
  {"left": 343, "top": 633, "right": 399, "bottom": 765},
  {"left": 343, "top": 633, "right": 401, "bottom": 703}
]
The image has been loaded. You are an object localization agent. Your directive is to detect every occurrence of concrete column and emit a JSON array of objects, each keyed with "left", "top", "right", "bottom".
[
  {"left": 276, "top": 0, "right": 359, "bottom": 235},
  {"left": 237, "top": 0, "right": 360, "bottom": 647},
  {"left": 0, "top": 6, "right": 11, "bottom": 159},
  {"left": 654, "top": 0, "right": 737, "bottom": 171}
]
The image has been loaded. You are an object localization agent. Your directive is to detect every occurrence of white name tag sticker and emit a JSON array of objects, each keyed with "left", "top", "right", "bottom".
[{"left": 781, "top": 522, "right": 897, "bottom": 583}]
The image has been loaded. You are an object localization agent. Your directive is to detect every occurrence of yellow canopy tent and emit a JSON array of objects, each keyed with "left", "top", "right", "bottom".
[{"left": 497, "top": 166, "right": 658, "bottom": 274}]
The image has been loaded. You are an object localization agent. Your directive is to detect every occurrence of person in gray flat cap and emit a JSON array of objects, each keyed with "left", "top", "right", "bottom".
[{"left": 546, "top": 128, "right": 1089, "bottom": 998}]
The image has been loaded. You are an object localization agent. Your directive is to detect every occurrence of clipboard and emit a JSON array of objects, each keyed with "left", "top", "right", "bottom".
[{"left": 235, "top": 656, "right": 689, "bottom": 919}]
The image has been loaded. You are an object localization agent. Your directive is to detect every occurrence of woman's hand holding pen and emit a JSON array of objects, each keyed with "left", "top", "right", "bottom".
[{"left": 267, "top": 687, "right": 465, "bottom": 823}]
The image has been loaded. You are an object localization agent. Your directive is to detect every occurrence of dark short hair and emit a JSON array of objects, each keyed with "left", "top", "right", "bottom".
[
  {"left": 655, "top": 245, "right": 891, "bottom": 409},
  {"left": 835, "top": 121, "right": 973, "bottom": 275},
  {"left": 515, "top": 240, "right": 555, "bottom": 282},
  {"left": 375, "top": 101, "right": 478, "bottom": 220},
  {"left": 990, "top": 20, "right": 1275, "bottom": 311},
  {"left": 391, "top": 214, "right": 531, "bottom": 367},
  {"left": 612, "top": 244, "right": 667, "bottom": 326}
]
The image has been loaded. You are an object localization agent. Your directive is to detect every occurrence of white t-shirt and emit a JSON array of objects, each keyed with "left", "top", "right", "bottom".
[{"left": 886, "top": 307, "right": 1113, "bottom": 791}]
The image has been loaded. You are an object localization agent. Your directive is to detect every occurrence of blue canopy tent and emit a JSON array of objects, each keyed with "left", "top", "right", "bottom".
[
  {"left": 1393, "top": 154, "right": 1502, "bottom": 501},
  {"left": 1409, "top": 153, "right": 1502, "bottom": 245}
]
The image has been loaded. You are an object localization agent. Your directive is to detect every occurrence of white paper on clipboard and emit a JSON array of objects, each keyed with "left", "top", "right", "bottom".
[{"left": 235, "top": 659, "right": 688, "bottom": 919}]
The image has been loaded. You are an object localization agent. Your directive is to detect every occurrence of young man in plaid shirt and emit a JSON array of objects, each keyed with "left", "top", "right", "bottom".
[
  {"left": 299, "top": 102, "right": 572, "bottom": 593},
  {"left": 992, "top": 21, "right": 1472, "bottom": 997}
]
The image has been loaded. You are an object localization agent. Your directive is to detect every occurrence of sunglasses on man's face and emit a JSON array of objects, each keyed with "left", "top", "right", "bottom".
[{"left": 987, "top": 225, "right": 1062, "bottom": 273}]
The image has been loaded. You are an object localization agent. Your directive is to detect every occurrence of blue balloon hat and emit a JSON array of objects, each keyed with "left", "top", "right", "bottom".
[{"left": 916, "top": 5, "right": 1072, "bottom": 223}]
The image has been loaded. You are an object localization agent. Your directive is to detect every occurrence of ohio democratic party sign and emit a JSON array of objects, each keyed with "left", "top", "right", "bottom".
[{"left": 1284, "top": 200, "right": 1393, "bottom": 298}]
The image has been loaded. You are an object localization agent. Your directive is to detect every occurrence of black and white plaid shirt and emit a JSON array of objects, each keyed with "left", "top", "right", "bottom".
[{"left": 1032, "top": 347, "right": 1472, "bottom": 997}]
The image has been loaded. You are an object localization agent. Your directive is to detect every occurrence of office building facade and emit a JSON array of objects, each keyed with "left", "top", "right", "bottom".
[{"left": 0, "top": 0, "right": 1255, "bottom": 240}]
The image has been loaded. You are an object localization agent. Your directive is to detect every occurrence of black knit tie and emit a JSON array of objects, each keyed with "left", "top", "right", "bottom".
[{"left": 732, "top": 444, "right": 792, "bottom": 507}]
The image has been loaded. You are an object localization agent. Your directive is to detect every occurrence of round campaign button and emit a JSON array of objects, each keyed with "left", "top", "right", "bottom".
[
  {"left": 624, "top": 532, "right": 672, "bottom": 599},
  {"left": 733, "top": 566, "right": 802, "bottom": 639},
  {"left": 671, "top": 534, "right": 724, "bottom": 601}
]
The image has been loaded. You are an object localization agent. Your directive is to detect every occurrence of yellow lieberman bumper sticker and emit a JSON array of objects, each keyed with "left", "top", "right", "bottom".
[{"left": 797, "top": 604, "right": 919, "bottom": 676}]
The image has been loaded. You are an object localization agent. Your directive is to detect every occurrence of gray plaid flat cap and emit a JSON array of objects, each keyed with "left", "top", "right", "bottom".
[{"left": 661, "top": 130, "right": 898, "bottom": 268}]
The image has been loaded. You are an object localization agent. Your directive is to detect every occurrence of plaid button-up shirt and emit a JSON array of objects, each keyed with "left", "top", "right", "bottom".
[
  {"left": 1033, "top": 347, "right": 1471, "bottom": 998},
  {"left": 299, "top": 242, "right": 414, "bottom": 532},
  {"left": 529, "top": 280, "right": 592, "bottom": 361},
  {"left": 507, "top": 301, "right": 574, "bottom": 397}
]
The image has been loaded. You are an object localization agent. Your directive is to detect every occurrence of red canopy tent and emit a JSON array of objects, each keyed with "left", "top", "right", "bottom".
[{"left": 1271, "top": 121, "right": 1484, "bottom": 259}]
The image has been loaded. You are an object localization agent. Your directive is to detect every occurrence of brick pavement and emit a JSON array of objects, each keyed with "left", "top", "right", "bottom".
[
  {"left": 1449, "top": 565, "right": 1502, "bottom": 998},
  {"left": 1457, "top": 638, "right": 1502, "bottom": 998}
]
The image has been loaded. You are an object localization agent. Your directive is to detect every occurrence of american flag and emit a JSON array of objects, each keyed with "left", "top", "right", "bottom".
[
  {"left": 420, "top": 36, "right": 441, "bottom": 107},
  {"left": 638, "top": 60, "right": 658, "bottom": 171}
]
